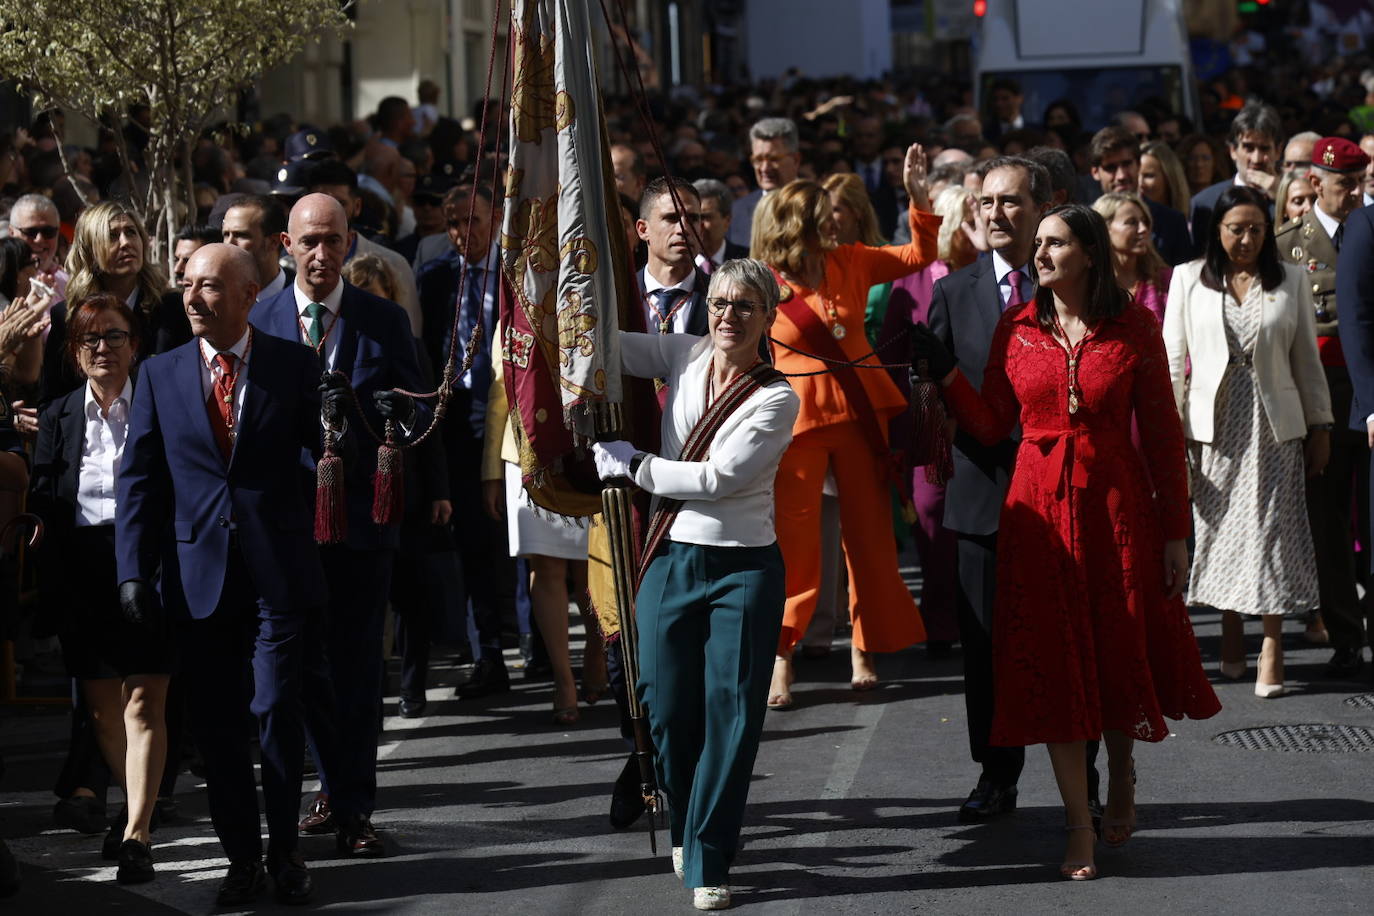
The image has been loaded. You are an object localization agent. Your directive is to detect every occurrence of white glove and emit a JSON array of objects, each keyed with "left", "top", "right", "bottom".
[{"left": 592, "top": 440, "right": 640, "bottom": 481}]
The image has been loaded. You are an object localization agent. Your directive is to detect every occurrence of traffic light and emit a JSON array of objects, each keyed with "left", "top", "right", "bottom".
[{"left": 973, "top": 0, "right": 987, "bottom": 16}]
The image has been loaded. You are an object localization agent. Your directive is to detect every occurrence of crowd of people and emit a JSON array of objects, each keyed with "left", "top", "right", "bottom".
[{"left": 1, "top": 17, "right": 1374, "bottom": 908}]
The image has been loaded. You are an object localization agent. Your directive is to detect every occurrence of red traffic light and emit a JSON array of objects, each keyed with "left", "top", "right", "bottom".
[{"left": 974, "top": 0, "right": 987, "bottom": 16}]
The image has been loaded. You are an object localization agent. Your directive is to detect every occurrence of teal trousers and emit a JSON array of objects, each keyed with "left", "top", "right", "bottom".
[{"left": 636, "top": 540, "right": 785, "bottom": 887}]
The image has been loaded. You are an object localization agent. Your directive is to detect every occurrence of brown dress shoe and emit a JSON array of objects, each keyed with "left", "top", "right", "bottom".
[
  {"left": 298, "top": 794, "right": 335, "bottom": 835},
  {"left": 336, "top": 814, "right": 385, "bottom": 858}
]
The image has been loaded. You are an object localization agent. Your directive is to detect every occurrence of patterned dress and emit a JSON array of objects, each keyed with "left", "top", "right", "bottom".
[
  {"left": 1186, "top": 282, "right": 1319, "bottom": 617},
  {"left": 944, "top": 301, "right": 1220, "bottom": 745}
]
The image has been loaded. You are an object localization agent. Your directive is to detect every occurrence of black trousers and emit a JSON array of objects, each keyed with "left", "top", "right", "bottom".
[
  {"left": 1307, "top": 367, "right": 1370, "bottom": 651},
  {"left": 448, "top": 427, "right": 516, "bottom": 659},
  {"left": 956, "top": 532, "right": 1099, "bottom": 795}
]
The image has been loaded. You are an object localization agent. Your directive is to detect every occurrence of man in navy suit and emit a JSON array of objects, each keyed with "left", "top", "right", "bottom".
[
  {"left": 1188, "top": 104, "right": 1282, "bottom": 245},
  {"left": 116, "top": 244, "right": 326, "bottom": 906},
  {"left": 638, "top": 177, "right": 709, "bottom": 337},
  {"left": 251, "top": 194, "right": 424, "bottom": 857},
  {"left": 692, "top": 179, "right": 750, "bottom": 275},
  {"left": 1336, "top": 200, "right": 1374, "bottom": 682},
  {"left": 1088, "top": 125, "right": 1193, "bottom": 265}
]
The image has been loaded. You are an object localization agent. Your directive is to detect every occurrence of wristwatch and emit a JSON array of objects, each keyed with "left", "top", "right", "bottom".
[{"left": 629, "top": 452, "right": 646, "bottom": 476}]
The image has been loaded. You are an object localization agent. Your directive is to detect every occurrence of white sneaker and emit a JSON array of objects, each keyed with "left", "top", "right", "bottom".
[
  {"left": 672, "top": 846, "right": 684, "bottom": 879},
  {"left": 693, "top": 886, "right": 731, "bottom": 910}
]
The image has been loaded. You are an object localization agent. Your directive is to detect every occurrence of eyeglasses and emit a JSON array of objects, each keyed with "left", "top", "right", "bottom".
[
  {"left": 79, "top": 330, "right": 131, "bottom": 351},
  {"left": 705, "top": 297, "right": 761, "bottom": 319},
  {"left": 15, "top": 225, "right": 59, "bottom": 241},
  {"left": 1220, "top": 222, "right": 1267, "bottom": 239}
]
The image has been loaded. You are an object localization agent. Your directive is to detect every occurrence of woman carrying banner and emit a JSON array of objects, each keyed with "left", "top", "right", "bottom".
[
  {"left": 756, "top": 145, "right": 941, "bottom": 706},
  {"left": 592, "top": 258, "right": 799, "bottom": 911}
]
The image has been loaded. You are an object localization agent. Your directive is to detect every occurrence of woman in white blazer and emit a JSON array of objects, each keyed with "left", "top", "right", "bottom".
[
  {"left": 1162, "top": 185, "right": 1332, "bottom": 698},
  {"left": 593, "top": 259, "right": 799, "bottom": 912}
]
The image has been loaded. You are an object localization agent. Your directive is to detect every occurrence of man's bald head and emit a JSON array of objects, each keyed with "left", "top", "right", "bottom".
[
  {"left": 183, "top": 243, "right": 261, "bottom": 349},
  {"left": 285, "top": 193, "right": 351, "bottom": 300}
]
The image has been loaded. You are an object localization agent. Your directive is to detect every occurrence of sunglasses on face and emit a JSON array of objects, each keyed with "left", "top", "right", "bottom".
[
  {"left": 80, "top": 330, "right": 131, "bottom": 351},
  {"left": 16, "top": 225, "right": 59, "bottom": 241}
]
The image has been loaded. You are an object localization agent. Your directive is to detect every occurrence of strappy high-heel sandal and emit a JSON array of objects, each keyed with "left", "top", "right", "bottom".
[
  {"left": 1060, "top": 824, "right": 1098, "bottom": 881},
  {"left": 1102, "top": 761, "right": 1137, "bottom": 848}
]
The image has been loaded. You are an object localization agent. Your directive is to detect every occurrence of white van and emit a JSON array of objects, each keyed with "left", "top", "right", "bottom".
[{"left": 974, "top": 0, "right": 1199, "bottom": 129}]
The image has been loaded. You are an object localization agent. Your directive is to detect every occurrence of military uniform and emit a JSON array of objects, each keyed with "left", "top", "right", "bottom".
[{"left": 1278, "top": 193, "right": 1369, "bottom": 660}]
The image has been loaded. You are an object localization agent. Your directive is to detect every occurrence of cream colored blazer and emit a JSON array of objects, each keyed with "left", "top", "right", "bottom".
[{"left": 1162, "top": 260, "right": 1333, "bottom": 444}]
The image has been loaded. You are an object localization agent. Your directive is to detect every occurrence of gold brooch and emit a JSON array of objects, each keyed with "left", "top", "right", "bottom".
[{"left": 778, "top": 283, "right": 793, "bottom": 303}]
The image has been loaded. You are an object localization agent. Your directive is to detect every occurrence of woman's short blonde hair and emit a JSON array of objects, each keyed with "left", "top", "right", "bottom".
[
  {"left": 932, "top": 185, "right": 974, "bottom": 264},
  {"left": 1091, "top": 191, "right": 1167, "bottom": 287},
  {"left": 820, "top": 172, "right": 885, "bottom": 247},
  {"left": 750, "top": 179, "right": 833, "bottom": 278},
  {"left": 65, "top": 201, "right": 165, "bottom": 308},
  {"left": 343, "top": 254, "right": 399, "bottom": 302}
]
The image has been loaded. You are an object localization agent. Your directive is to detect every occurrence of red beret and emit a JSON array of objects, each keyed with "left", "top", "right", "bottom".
[{"left": 1312, "top": 137, "right": 1370, "bottom": 173}]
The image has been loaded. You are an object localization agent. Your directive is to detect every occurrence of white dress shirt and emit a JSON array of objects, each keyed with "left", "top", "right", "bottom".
[
  {"left": 991, "top": 250, "right": 1032, "bottom": 308},
  {"left": 694, "top": 241, "right": 729, "bottom": 274},
  {"left": 198, "top": 328, "right": 251, "bottom": 431},
  {"left": 76, "top": 378, "right": 134, "bottom": 527},
  {"left": 642, "top": 267, "right": 697, "bottom": 334},
  {"left": 257, "top": 268, "right": 288, "bottom": 303},
  {"left": 621, "top": 332, "right": 800, "bottom": 547},
  {"left": 293, "top": 280, "right": 344, "bottom": 370},
  {"left": 1313, "top": 201, "right": 1341, "bottom": 242}
]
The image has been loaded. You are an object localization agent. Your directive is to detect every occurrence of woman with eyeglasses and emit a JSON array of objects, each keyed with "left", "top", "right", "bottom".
[
  {"left": 592, "top": 259, "right": 799, "bottom": 911},
  {"left": 753, "top": 144, "right": 940, "bottom": 707},
  {"left": 41, "top": 201, "right": 191, "bottom": 404},
  {"left": 1162, "top": 186, "right": 1333, "bottom": 698},
  {"left": 31, "top": 292, "right": 170, "bottom": 884}
]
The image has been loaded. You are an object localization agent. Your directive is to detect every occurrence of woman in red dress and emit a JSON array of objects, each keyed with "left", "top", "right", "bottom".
[{"left": 913, "top": 204, "right": 1220, "bottom": 881}]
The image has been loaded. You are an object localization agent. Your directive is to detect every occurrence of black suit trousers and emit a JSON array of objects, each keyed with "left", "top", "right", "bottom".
[
  {"left": 179, "top": 543, "right": 310, "bottom": 864},
  {"left": 448, "top": 424, "right": 516, "bottom": 657}
]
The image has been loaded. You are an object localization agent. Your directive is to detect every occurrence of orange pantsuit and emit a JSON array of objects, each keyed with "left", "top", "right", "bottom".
[{"left": 772, "top": 206, "right": 940, "bottom": 655}]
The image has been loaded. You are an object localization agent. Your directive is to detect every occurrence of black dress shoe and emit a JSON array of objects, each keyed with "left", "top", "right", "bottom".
[
  {"left": 216, "top": 859, "right": 266, "bottom": 907},
  {"left": 1326, "top": 647, "right": 1364, "bottom": 679},
  {"left": 299, "top": 793, "right": 335, "bottom": 835},
  {"left": 336, "top": 814, "right": 385, "bottom": 858},
  {"left": 52, "top": 796, "right": 107, "bottom": 835},
  {"left": 267, "top": 851, "right": 314, "bottom": 905},
  {"left": 115, "top": 839, "right": 155, "bottom": 885},
  {"left": 609, "top": 754, "right": 648, "bottom": 830},
  {"left": 456, "top": 657, "right": 511, "bottom": 698},
  {"left": 398, "top": 696, "right": 428, "bottom": 718},
  {"left": 957, "top": 779, "right": 1018, "bottom": 823},
  {"left": 0, "top": 837, "right": 19, "bottom": 898},
  {"left": 154, "top": 797, "right": 180, "bottom": 825},
  {"left": 102, "top": 821, "right": 123, "bottom": 861}
]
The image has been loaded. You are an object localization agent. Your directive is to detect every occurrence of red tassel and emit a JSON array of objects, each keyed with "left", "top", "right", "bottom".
[
  {"left": 911, "top": 359, "right": 954, "bottom": 486},
  {"left": 371, "top": 421, "right": 404, "bottom": 525},
  {"left": 315, "top": 431, "right": 348, "bottom": 544}
]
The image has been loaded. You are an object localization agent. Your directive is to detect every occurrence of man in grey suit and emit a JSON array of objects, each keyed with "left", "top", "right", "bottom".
[
  {"left": 927, "top": 156, "right": 1049, "bottom": 822},
  {"left": 727, "top": 117, "right": 801, "bottom": 249}
]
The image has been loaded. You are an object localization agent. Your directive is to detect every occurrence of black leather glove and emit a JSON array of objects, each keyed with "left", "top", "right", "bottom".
[
  {"left": 319, "top": 372, "right": 350, "bottom": 428},
  {"left": 118, "top": 579, "right": 163, "bottom": 631},
  {"left": 373, "top": 390, "right": 416, "bottom": 426},
  {"left": 910, "top": 322, "right": 957, "bottom": 385}
]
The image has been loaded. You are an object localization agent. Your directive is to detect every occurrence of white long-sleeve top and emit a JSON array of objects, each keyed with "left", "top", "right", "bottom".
[{"left": 622, "top": 331, "right": 799, "bottom": 547}]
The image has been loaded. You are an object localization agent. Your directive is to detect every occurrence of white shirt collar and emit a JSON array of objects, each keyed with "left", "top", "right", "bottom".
[
  {"left": 1313, "top": 201, "right": 1343, "bottom": 239},
  {"left": 124, "top": 287, "right": 140, "bottom": 308},
  {"left": 643, "top": 266, "right": 696, "bottom": 296},
  {"left": 293, "top": 278, "right": 344, "bottom": 317},
  {"left": 695, "top": 241, "right": 728, "bottom": 270},
  {"left": 198, "top": 326, "right": 252, "bottom": 365},
  {"left": 83, "top": 376, "right": 134, "bottom": 420},
  {"left": 991, "top": 249, "right": 1029, "bottom": 285},
  {"left": 258, "top": 268, "right": 287, "bottom": 302}
]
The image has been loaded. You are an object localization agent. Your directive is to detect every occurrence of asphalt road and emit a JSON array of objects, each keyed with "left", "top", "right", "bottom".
[{"left": 3, "top": 589, "right": 1373, "bottom": 914}]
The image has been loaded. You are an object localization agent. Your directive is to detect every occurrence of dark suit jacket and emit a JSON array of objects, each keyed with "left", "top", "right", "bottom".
[
  {"left": 1337, "top": 204, "right": 1374, "bottom": 430},
  {"left": 728, "top": 189, "right": 763, "bottom": 248},
  {"left": 114, "top": 331, "right": 326, "bottom": 620},
  {"left": 1188, "top": 178, "right": 1275, "bottom": 248},
  {"left": 723, "top": 241, "right": 750, "bottom": 262},
  {"left": 926, "top": 257, "right": 1019, "bottom": 537},
  {"left": 42, "top": 289, "right": 192, "bottom": 407},
  {"left": 250, "top": 282, "right": 429, "bottom": 551},
  {"left": 1145, "top": 197, "right": 1195, "bottom": 266}
]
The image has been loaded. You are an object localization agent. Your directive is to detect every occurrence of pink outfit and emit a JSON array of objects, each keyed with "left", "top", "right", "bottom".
[{"left": 1134, "top": 267, "right": 1173, "bottom": 324}]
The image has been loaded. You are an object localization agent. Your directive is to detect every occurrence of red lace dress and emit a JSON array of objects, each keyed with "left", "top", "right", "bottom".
[{"left": 944, "top": 301, "right": 1221, "bottom": 745}]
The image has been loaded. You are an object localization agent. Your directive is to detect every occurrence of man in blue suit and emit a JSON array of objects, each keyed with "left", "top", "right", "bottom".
[
  {"left": 116, "top": 244, "right": 327, "bottom": 906},
  {"left": 1336, "top": 200, "right": 1374, "bottom": 682},
  {"left": 1188, "top": 104, "right": 1282, "bottom": 245},
  {"left": 250, "top": 194, "right": 424, "bottom": 857}
]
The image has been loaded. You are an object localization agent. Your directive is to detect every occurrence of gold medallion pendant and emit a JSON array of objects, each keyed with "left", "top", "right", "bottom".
[{"left": 831, "top": 324, "right": 846, "bottom": 340}]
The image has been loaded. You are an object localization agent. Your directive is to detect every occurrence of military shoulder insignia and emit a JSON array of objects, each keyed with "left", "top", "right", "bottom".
[
  {"left": 778, "top": 283, "right": 793, "bottom": 303},
  {"left": 1292, "top": 246, "right": 1304, "bottom": 260}
]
